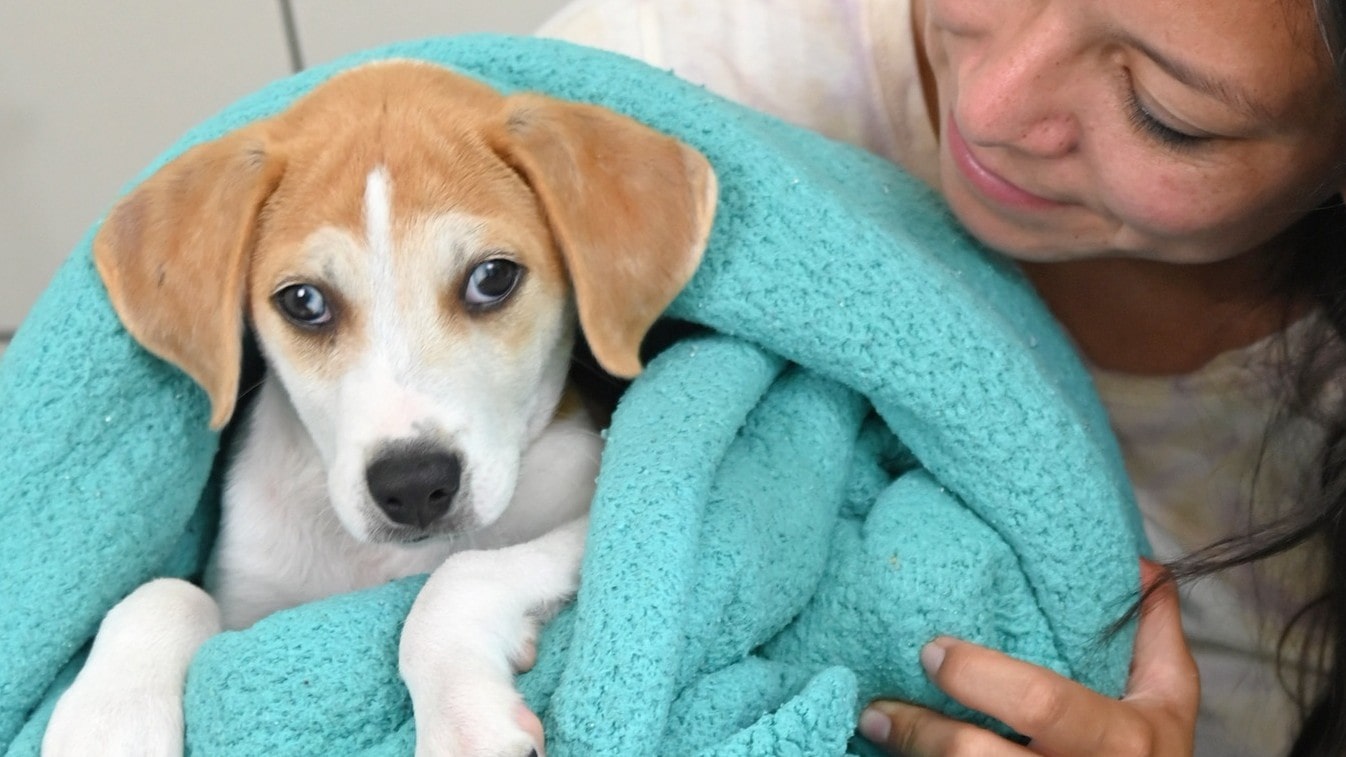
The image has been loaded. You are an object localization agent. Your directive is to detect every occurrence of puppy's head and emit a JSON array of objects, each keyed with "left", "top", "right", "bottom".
[{"left": 94, "top": 61, "right": 717, "bottom": 542}]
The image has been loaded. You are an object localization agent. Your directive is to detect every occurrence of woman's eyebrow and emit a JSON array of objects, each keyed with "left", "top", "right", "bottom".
[{"left": 1123, "top": 33, "right": 1274, "bottom": 121}]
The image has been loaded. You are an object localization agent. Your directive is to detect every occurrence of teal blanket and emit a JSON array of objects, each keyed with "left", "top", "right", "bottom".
[{"left": 0, "top": 35, "right": 1146, "bottom": 756}]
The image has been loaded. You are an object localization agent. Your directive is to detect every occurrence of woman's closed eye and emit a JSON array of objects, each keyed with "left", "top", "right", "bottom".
[{"left": 1124, "top": 87, "right": 1208, "bottom": 151}]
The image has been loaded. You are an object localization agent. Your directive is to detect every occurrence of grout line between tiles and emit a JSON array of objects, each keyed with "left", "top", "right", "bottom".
[{"left": 277, "top": 0, "right": 306, "bottom": 73}]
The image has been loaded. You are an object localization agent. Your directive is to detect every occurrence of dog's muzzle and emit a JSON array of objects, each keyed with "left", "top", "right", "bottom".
[{"left": 365, "top": 441, "right": 462, "bottom": 530}]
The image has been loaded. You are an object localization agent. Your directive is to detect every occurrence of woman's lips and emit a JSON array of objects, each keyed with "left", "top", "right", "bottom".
[{"left": 946, "top": 118, "right": 1065, "bottom": 212}]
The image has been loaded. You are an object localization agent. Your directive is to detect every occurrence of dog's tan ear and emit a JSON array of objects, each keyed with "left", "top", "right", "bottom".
[
  {"left": 491, "top": 95, "right": 717, "bottom": 378},
  {"left": 94, "top": 129, "right": 283, "bottom": 429}
]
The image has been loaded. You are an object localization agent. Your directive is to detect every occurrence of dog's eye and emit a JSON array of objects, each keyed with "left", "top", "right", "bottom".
[
  {"left": 463, "top": 259, "right": 523, "bottom": 310},
  {"left": 274, "top": 283, "right": 333, "bottom": 328}
]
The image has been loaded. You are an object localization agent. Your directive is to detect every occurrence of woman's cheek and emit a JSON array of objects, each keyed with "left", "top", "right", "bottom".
[{"left": 1096, "top": 158, "right": 1231, "bottom": 241}]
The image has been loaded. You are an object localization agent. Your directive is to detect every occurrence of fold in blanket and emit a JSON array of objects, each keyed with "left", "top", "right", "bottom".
[{"left": 0, "top": 35, "right": 1146, "bottom": 756}]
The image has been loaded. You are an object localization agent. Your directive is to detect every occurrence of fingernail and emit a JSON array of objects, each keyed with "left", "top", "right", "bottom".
[
  {"left": 920, "top": 638, "right": 949, "bottom": 676},
  {"left": 858, "top": 707, "right": 891, "bottom": 743}
]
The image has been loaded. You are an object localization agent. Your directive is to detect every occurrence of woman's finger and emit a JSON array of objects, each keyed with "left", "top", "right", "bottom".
[
  {"left": 889, "top": 559, "right": 1198, "bottom": 756},
  {"left": 919, "top": 637, "right": 1149, "bottom": 756},
  {"left": 1127, "top": 560, "right": 1200, "bottom": 706},
  {"left": 861, "top": 700, "right": 1035, "bottom": 756}
]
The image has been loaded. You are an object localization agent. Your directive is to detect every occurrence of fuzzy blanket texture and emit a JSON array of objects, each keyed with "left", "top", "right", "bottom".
[{"left": 0, "top": 35, "right": 1146, "bottom": 756}]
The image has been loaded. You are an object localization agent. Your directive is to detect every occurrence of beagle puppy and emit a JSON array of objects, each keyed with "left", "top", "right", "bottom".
[{"left": 42, "top": 60, "right": 716, "bottom": 757}]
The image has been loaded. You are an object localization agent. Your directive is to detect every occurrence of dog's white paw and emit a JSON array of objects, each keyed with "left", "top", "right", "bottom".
[
  {"left": 42, "top": 579, "right": 218, "bottom": 757},
  {"left": 401, "top": 530, "right": 587, "bottom": 757},
  {"left": 408, "top": 671, "right": 540, "bottom": 757},
  {"left": 43, "top": 680, "right": 184, "bottom": 757},
  {"left": 401, "top": 557, "right": 544, "bottom": 757}
]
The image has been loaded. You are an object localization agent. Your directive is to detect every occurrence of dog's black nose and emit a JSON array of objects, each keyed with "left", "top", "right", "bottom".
[{"left": 365, "top": 445, "right": 462, "bottom": 529}]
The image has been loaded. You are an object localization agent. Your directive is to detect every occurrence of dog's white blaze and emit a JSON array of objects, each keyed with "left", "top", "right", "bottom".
[
  {"left": 362, "top": 166, "right": 405, "bottom": 371},
  {"left": 361, "top": 165, "right": 403, "bottom": 377},
  {"left": 364, "top": 166, "right": 394, "bottom": 269}
]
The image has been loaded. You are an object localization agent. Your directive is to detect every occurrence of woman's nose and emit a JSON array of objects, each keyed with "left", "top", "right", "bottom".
[{"left": 953, "top": 11, "right": 1082, "bottom": 158}]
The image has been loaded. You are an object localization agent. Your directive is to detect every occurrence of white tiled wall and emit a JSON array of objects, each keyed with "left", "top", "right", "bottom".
[
  {"left": 292, "top": 1, "right": 564, "bottom": 67},
  {"left": 0, "top": 0, "right": 569, "bottom": 339}
]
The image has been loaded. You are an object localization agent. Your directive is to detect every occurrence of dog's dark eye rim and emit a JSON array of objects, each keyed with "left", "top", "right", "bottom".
[
  {"left": 462, "top": 257, "right": 526, "bottom": 312},
  {"left": 272, "top": 282, "right": 336, "bottom": 329}
]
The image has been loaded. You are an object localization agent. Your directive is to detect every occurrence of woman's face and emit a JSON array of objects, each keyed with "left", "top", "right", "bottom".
[{"left": 917, "top": 0, "right": 1346, "bottom": 263}]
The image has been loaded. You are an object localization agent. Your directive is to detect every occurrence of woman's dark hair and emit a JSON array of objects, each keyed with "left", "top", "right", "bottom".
[{"left": 1157, "top": 4, "right": 1346, "bottom": 753}]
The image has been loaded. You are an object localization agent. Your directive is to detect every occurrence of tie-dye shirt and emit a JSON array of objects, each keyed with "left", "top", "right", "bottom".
[
  {"left": 1093, "top": 318, "right": 1330, "bottom": 756},
  {"left": 539, "top": 2, "right": 1329, "bottom": 752}
]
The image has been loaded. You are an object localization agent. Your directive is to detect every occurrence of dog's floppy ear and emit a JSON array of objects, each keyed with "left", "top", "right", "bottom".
[
  {"left": 94, "top": 128, "right": 284, "bottom": 429},
  {"left": 491, "top": 95, "right": 717, "bottom": 378}
]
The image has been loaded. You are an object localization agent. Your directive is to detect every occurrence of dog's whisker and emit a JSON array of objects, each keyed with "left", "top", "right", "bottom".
[{"left": 234, "top": 377, "right": 267, "bottom": 407}]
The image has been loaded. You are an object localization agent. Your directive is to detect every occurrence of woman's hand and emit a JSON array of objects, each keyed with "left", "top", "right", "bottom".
[{"left": 860, "top": 560, "right": 1199, "bottom": 756}]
